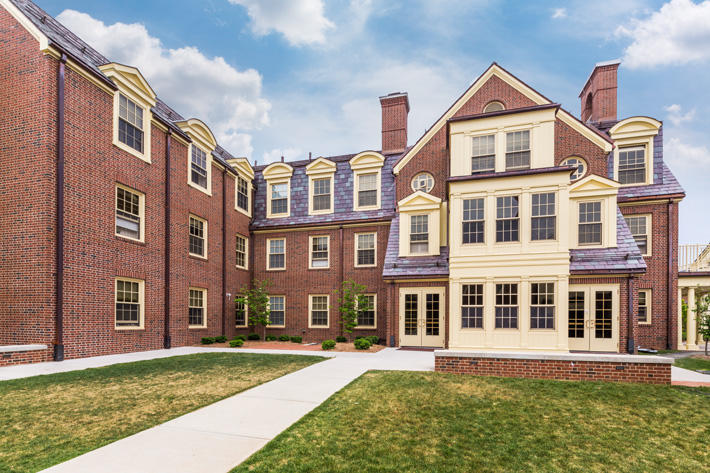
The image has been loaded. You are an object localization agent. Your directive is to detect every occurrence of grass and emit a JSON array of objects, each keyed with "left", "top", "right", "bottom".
[
  {"left": 0, "top": 352, "right": 324, "bottom": 473},
  {"left": 233, "top": 371, "right": 710, "bottom": 473},
  {"left": 674, "top": 355, "right": 710, "bottom": 372}
]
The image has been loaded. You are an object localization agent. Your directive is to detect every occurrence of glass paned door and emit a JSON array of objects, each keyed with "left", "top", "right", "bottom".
[
  {"left": 404, "top": 294, "right": 418, "bottom": 336},
  {"left": 568, "top": 286, "right": 619, "bottom": 352},
  {"left": 400, "top": 288, "right": 445, "bottom": 347}
]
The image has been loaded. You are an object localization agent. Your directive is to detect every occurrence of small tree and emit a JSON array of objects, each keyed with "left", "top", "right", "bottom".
[
  {"left": 335, "top": 280, "right": 373, "bottom": 341},
  {"left": 236, "top": 280, "right": 271, "bottom": 340},
  {"left": 696, "top": 294, "right": 710, "bottom": 355}
]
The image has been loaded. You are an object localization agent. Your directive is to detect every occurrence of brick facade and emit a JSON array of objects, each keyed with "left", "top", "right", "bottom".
[{"left": 0, "top": 347, "right": 54, "bottom": 367}]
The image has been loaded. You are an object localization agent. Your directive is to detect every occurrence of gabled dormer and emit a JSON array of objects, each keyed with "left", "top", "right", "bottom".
[
  {"left": 398, "top": 191, "right": 443, "bottom": 257},
  {"left": 99, "top": 63, "right": 157, "bottom": 163},
  {"left": 263, "top": 162, "right": 294, "bottom": 218},
  {"left": 569, "top": 175, "right": 620, "bottom": 249},
  {"left": 177, "top": 118, "right": 217, "bottom": 196},
  {"left": 350, "top": 151, "right": 385, "bottom": 211},
  {"left": 306, "top": 157, "right": 337, "bottom": 215},
  {"left": 609, "top": 117, "right": 661, "bottom": 187},
  {"left": 227, "top": 157, "right": 255, "bottom": 217}
]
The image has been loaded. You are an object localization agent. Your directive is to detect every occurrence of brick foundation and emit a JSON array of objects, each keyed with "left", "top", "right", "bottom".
[
  {"left": 435, "top": 351, "right": 671, "bottom": 384},
  {"left": 0, "top": 346, "right": 53, "bottom": 366}
]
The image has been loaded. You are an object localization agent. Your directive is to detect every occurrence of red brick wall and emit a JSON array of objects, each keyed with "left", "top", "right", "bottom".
[
  {"left": 554, "top": 120, "right": 610, "bottom": 177},
  {"left": 435, "top": 356, "right": 670, "bottom": 384},
  {"left": 579, "top": 63, "right": 618, "bottom": 123},
  {"left": 249, "top": 223, "right": 390, "bottom": 342},
  {"left": 0, "top": 8, "right": 57, "bottom": 349},
  {"left": 0, "top": 348, "right": 53, "bottom": 366},
  {"left": 380, "top": 94, "right": 408, "bottom": 154}
]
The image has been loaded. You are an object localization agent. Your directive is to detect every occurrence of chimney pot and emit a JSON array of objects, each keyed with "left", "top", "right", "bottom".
[
  {"left": 281, "top": 155, "right": 284, "bottom": 163},
  {"left": 579, "top": 60, "right": 620, "bottom": 123},
  {"left": 379, "top": 92, "right": 409, "bottom": 154}
]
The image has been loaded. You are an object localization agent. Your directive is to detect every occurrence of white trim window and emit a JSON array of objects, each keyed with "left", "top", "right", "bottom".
[
  {"left": 625, "top": 215, "right": 649, "bottom": 256},
  {"left": 471, "top": 134, "right": 495, "bottom": 174},
  {"left": 411, "top": 173, "right": 434, "bottom": 193},
  {"left": 463, "top": 198, "right": 484, "bottom": 244},
  {"left": 496, "top": 196, "right": 519, "bottom": 243},
  {"left": 312, "top": 178, "right": 332, "bottom": 212},
  {"left": 270, "top": 183, "right": 289, "bottom": 216},
  {"left": 578, "top": 202, "right": 602, "bottom": 245},
  {"left": 638, "top": 289, "right": 651, "bottom": 324},
  {"left": 530, "top": 283, "right": 555, "bottom": 329},
  {"left": 115, "top": 184, "right": 143, "bottom": 242},
  {"left": 357, "top": 173, "right": 378, "bottom": 208},
  {"left": 461, "top": 284, "right": 483, "bottom": 329},
  {"left": 310, "top": 236, "right": 329, "bottom": 269},
  {"left": 483, "top": 101, "right": 505, "bottom": 113},
  {"left": 618, "top": 146, "right": 646, "bottom": 185},
  {"left": 267, "top": 238, "right": 286, "bottom": 270},
  {"left": 357, "top": 294, "right": 377, "bottom": 328},
  {"left": 505, "top": 130, "right": 530, "bottom": 170},
  {"left": 356, "top": 233, "right": 376, "bottom": 267},
  {"left": 309, "top": 295, "right": 329, "bottom": 328},
  {"left": 190, "top": 145, "right": 209, "bottom": 190},
  {"left": 189, "top": 288, "right": 207, "bottom": 328},
  {"left": 235, "top": 297, "right": 248, "bottom": 327},
  {"left": 268, "top": 296, "right": 285, "bottom": 326},
  {"left": 409, "top": 215, "right": 429, "bottom": 254},
  {"left": 118, "top": 94, "right": 144, "bottom": 153},
  {"left": 115, "top": 278, "right": 144, "bottom": 329},
  {"left": 531, "top": 192, "right": 556, "bottom": 241},
  {"left": 495, "top": 283, "right": 518, "bottom": 329},
  {"left": 235, "top": 234, "right": 248, "bottom": 269},
  {"left": 236, "top": 176, "right": 249, "bottom": 213},
  {"left": 189, "top": 215, "right": 207, "bottom": 258},
  {"left": 563, "top": 157, "right": 587, "bottom": 181}
]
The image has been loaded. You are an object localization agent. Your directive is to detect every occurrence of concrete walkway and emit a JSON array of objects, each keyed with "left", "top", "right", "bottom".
[{"left": 38, "top": 348, "right": 433, "bottom": 473}]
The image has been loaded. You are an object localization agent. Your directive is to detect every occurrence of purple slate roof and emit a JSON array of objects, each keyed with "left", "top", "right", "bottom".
[
  {"left": 617, "top": 162, "right": 685, "bottom": 201},
  {"left": 250, "top": 153, "right": 400, "bottom": 228},
  {"left": 570, "top": 209, "right": 646, "bottom": 274},
  {"left": 383, "top": 215, "right": 449, "bottom": 278}
]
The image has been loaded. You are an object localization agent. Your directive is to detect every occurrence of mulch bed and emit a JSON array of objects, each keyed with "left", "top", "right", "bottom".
[{"left": 196, "top": 341, "right": 386, "bottom": 353}]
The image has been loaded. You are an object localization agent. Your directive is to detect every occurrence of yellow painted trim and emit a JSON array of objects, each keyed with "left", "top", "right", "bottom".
[
  {"left": 235, "top": 294, "right": 248, "bottom": 328},
  {"left": 235, "top": 234, "right": 249, "bottom": 270},
  {"left": 111, "top": 91, "right": 152, "bottom": 163},
  {"left": 188, "top": 287, "right": 208, "bottom": 329},
  {"left": 308, "top": 174, "right": 334, "bottom": 216},
  {"left": 354, "top": 232, "right": 377, "bottom": 268},
  {"left": 556, "top": 109, "right": 613, "bottom": 153},
  {"left": 1, "top": 0, "right": 49, "bottom": 50},
  {"left": 188, "top": 214, "right": 208, "bottom": 259},
  {"left": 308, "top": 235, "right": 330, "bottom": 270},
  {"left": 175, "top": 118, "right": 217, "bottom": 151},
  {"left": 187, "top": 143, "right": 213, "bottom": 196},
  {"left": 638, "top": 288, "right": 652, "bottom": 325},
  {"left": 114, "top": 277, "right": 145, "bottom": 330},
  {"left": 227, "top": 157, "right": 255, "bottom": 180},
  {"left": 398, "top": 190, "right": 442, "bottom": 210},
  {"left": 115, "top": 183, "right": 145, "bottom": 243},
  {"left": 267, "top": 295, "right": 286, "bottom": 328},
  {"left": 266, "top": 178, "right": 291, "bottom": 218},
  {"left": 353, "top": 169, "right": 382, "bottom": 211},
  {"left": 263, "top": 162, "right": 294, "bottom": 180},
  {"left": 266, "top": 237, "right": 286, "bottom": 271},
  {"left": 308, "top": 294, "right": 330, "bottom": 329},
  {"left": 609, "top": 116, "right": 662, "bottom": 137},
  {"left": 356, "top": 293, "right": 378, "bottom": 329},
  {"left": 624, "top": 213, "right": 652, "bottom": 257},
  {"left": 305, "top": 157, "right": 337, "bottom": 174}
]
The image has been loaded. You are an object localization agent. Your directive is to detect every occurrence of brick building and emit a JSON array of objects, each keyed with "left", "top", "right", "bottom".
[{"left": 0, "top": 0, "right": 685, "bottom": 365}]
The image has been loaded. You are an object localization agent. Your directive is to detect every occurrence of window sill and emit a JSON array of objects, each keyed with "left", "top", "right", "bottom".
[
  {"left": 115, "top": 326, "right": 145, "bottom": 331},
  {"left": 308, "top": 266, "right": 330, "bottom": 271},
  {"left": 189, "top": 254, "right": 208, "bottom": 262},
  {"left": 638, "top": 321, "right": 652, "bottom": 326},
  {"left": 188, "top": 325, "right": 208, "bottom": 330},
  {"left": 308, "top": 325, "right": 330, "bottom": 329},
  {"left": 355, "top": 326, "right": 377, "bottom": 330},
  {"left": 235, "top": 206, "right": 251, "bottom": 218},
  {"left": 309, "top": 210, "right": 334, "bottom": 216},
  {"left": 113, "top": 140, "right": 151, "bottom": 164},
  {"left": 354, "top": 205, "right": 380, "bottom": 212},
  {"left": 267, "top": 325, "right": 286, "bottom": 329},
  {"left": 266, "top": 268, "right": 286, "bottom": 272},
  {"left": 235, "top": 325, "right": 248, "bottom": 329},
  {"left": 236, "top": 265, "right": 249, "bottom": 271},
  {"left": 354, "top": 264, "right": 378, "bottom": 269},
  {"left": 188, "top": 180, "right": 212, "bottom": 196},
  {"left": 115, "top": 234, "right": 146, "bottom": 246},
  {"left": 266, "top": 213, "right": 290, "bottom": 219}
]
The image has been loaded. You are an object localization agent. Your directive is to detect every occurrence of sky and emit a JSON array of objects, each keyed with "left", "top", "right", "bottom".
[{"left": 35, "top": 0, "right": 710, "bottom": 244}]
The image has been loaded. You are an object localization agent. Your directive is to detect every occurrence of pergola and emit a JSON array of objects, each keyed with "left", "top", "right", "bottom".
[{"left": 678, "top": 273, "right": 710, "bottom": 350}]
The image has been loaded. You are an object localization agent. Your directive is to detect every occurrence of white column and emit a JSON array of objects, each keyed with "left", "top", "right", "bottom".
[
  {"left": 677, "top": 287, "right": 684, "bottom": 349},
  {"left": 688, "top": 287, "right": 697, "bottom": 349}
]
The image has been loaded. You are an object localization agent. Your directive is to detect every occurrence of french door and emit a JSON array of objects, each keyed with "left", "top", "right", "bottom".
[
  {"left": 568, "top": 285, "right": 619, "bottom": 352},
  {"left": 399, "top": 288, "right": 445, "bottom": 347}
]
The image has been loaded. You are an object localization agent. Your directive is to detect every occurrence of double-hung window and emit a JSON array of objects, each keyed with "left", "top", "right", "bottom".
[
  {"left": 189, "top": 216, "right": 207, "bottom": 258},
  {"left": 618, "top": 147, "right": 646, "bottom": 185},
  {"left": 270, "top": 183, "right": 288, "bottom": 215},
  {"left": 578, "top": 202, "right": 602, "bottom": 245},
  {"left": 236, "top": 176, "right": 249, "bottom": 213},
  {"left": 496, "top": 196, "right": 519, "bottom": 242},
  {"left": 115, "top": 185, "right": 142, "bottom": 241},
  {"left": 505, "top": 130, "right": 530, "bottom": 170},
  {"left": 312, "top": 178, "right": 331, "bottom": 212},
  {"left": 310, "top": 236, "right": 329, "bottom": 268},
  {"left": 531, "top": 192, "right": 556, "bottom": 241},
  {"left": 115, "top": 278, "right": 143, "bottom": 328},
  {"left": 495, "top": 283, "right": 518, "bottom": 329},
  {"left": 267, "top": 238, "right": 285, "bottom": 270},
  {"left": 118, "top": 94, "right": 144, "bottom": 153},
  {"left": 356, "top": 233, "right": 376, "bottom": 266},
  {"left": 625, "top": 215, "right": 649, "bottom": 255},
  {"left": 190, "top": 146, "right": 208, "bottom": 189},
  {"left": 461, "top": 284, "right": 483, "bottom": 329},
  {"left": 310, "top": 295, "right": 329, "bottom": 327},
  {"left": 410, "top": 215, "right": 429, "bottom": 254},
  {"left": 189, "top": 288, "right": 207, "bottom": 328},
  {"left": 235, "top": 234, "right": 248, "bottom": 269},
  {"left": 357, "top": 294, "right": 376, "bottom": 328},
  {"left": 235, "top": 298, "right": 247, "bottom": 327},
  {"left": 462, "top": 198, "right": 484, "bottom": 244},
  {"left": 269, "top": 296, "right": 285, "bottom": 326},
  {"left": 638, "top": 289, "right": 651, "bottom": 324},
  {"left": 530, "top": 283, "right": 555, "bottom": 329},
  {"left": 358, "top": 173, "right": 378, "bottom": 207},
  {"left": 471, "top": 135, "right": 495, "bottom": 174}
]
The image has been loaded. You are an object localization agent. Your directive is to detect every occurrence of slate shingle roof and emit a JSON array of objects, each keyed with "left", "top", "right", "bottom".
[
  {"left": 383, "top": 215, "right": 449, "bottom": 278},
  {"left": 250, "top": 153, "right": 399, "bottom": 228},
  {"left": 570, "top": 209, "right": 647, "bottom": 274},
  {"left": 617, "top": 162, "right": 685, "bottom": 201}
]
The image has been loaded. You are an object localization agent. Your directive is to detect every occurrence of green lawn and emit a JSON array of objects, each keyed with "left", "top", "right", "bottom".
[
  {"left": 233, "top": 371, "right": 710, "bottom": 473},
  {"left": 0, "top": 352, "right": 324, "bottom": 473},
  {"left": 674, "top": 355, "right": 710, "bottom": 372}
]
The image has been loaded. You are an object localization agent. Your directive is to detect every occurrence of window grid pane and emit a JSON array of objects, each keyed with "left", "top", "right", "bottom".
[
  {"left": 116, "top": 187, "right": 141, "bottom": 240},
  {"left": 496, "top": 196, "right": 519, "bottom": 242},
  {"left": 237, "top": 177, "right": 249, "bottom": 211},
  {"left": 410, "top": 215, "right": 429, "bottom": 254},
  {"left": 357, "top": 295, "right": 376, "bottom": 327},
  {"left": 625, "top": 215, "right": 648, "bottom": 255},
  {"left": 471, "top": 135, "right": 495, "bottom": 174},
  {"left": 311, "top": 236, "right": 329, "bottom": 267},
  {"left": 579, "top": 202, "right": 602, "bottom": 245},
  {"left": 235, "top": 299, "right": 247, "bottom": 326},
  {"left": 188, "top": 289, "right": 204, "bottom": 326},
  {"left": 412, "top": 173, "right": 434, "bottom": 193},
  {"left": 268, "top": 239, "right": 285, "bottom": 269},
  {"left": 461, "top": 284, "right": 483, "bottom": 328},
  {"left": 568, "top": 291, "right": 585, "bottom": 338},
  {"left": 269, "top": 296, "right": 285, "bottom": 325},
  {"left": 189, "top": 217, "right": 205, "bottom": 257},
  {"left": 505, "top": 130, "right": 530, "bottom": 170},
  {"left": 118, "top": 94, "right": 144, "bottom": 153},
  {"left": 236, "top": 235, "right": 247, "bottom": 268},
  {"left": 313, "top": 178, "right": 331, "bottom": 211},
  {"left": 638, "top": 290, "right": 649, "bottom": 323},
  {"left": 357, "top": 233, "right": 375, "bottom": 266},
  {"left": 310, "top": 296, "right": 329, "bottom": 326},
  {"left": 531, "top": 193, "right": 556, "bottom": 241},
  {"left": 463, "top": 198, "right": 485, "bottom": 244},
  {"left": 116, "top": 280, "right": 140, "bottom": 326},
  {"left": 358, "top": 173, "right": 378, "bottom": 207},
  {"left": 271, "top": 183, "right": 288, "bottom": 215},
  {"left": 191, "top": 146, "right": 208, "bottom": 189},
  {"left": 495, "top": 283, "right": 518, "bottom": 329},
  {"left": 618, "top": 147, "right": 646, "bottom": 185},
  {"left": 530, "top": 283, "right": 555, "bottom": 329}
]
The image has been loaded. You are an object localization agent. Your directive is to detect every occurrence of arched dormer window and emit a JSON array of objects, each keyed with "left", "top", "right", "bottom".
[
  {"left": 483, "top": 101, "right": 505, "bottom": 113},
  {"left": 263, "top": 162, "right": 294, "bottom": 218},
  {"left": 177, "top": 119, "right": 217, "bottom": 196},
  {"left": 609, "top": 117, "right": 661, "bottom": 186},
  {"left": 350, "top": 151, "right": 386, "bottom": 211},
  {"left": 306, "top": 157, "right": 337, "bottom": 215}
]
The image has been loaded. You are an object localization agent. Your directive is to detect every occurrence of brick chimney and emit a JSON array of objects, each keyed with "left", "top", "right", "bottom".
[
  {"left": 379, "top": 92, "right": 409, "bottom": 154},
  {"left": 579, "top": 60, "right": 620, "bottom": 123}
]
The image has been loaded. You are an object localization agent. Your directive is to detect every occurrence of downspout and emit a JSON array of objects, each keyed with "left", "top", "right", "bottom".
[
  {"left": 667, "top": 201, "right": 674, "bottom": 349},
  {"left": 163, "top": 131, "right": 172, "bottom": 349},
  {"left": 627, "top": 275, "right": 635, "bottom": 354},
  {"left": 222, "top": 168, "right": 227, "bottom": 336},
  {"left": 54, "top": 53, "right": 67, "bottom": 361},
  {"left": 339, "top": 225, "right": 344, "bottom": 336}
]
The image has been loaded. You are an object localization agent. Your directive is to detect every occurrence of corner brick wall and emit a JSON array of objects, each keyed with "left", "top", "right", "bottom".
[
  {"left": 435, "top": 356, "right": 670, "bottom": 384},
  {"left": 579, "top": 63, "right": 618, "bottom": 123},
  {"left": 380, "top": 94, "right": 408, "bottom": 154},
  {"left": 554, "top": 120, "right": 609, "bottom": 177},
  {"left": 0, "top": 348, "right": 53, "bottom": 367}
]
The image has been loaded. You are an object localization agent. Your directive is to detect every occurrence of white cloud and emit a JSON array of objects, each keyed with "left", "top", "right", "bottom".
[
  {"left": 228, "top": 0, "right": 335, "bottom": 46},
  {"left": 261, "top": 147, "right": 303, "bottom": 165},
  {"left": 552, "top": 8, "right": 567, "bottom": 19},
  {"left": 616, "top": 0, "right": 710, "bottom": 68},
  {"left": 664, "top": 104, "right": 696, "bottom": 126},
  {"left": 56, "top": 9, "right": 270, "bottom": 156},
  {"left": 665, "top": 137, "right": 710, "bottom": 170}
]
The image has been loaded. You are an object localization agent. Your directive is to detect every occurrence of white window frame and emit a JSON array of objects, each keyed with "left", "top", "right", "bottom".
[
  {"left": 356, "top": 293, "right": 377, "bottom": 329},
  {"left": 638, "top": 289, "right": 652, "bottom": 325},
  {"left": 625, "top": 214, "right": 652, "bottom": 257},
  {"left": 112, "top": 91, "right": 151, "bottom": 163},
  {"left": 578, "top": 201, "right": 603, "bottom": 247},
  {"left": 115, "top": 277, "right": 144, "bottom": 330},
  {"left": 188, "top": 287, "right": 208, "bottom": 329},
  {"left": 188, "top": 214, "right": 208, "bottom": 259},
  {"left": 115, "top": 183, "right": 145, "bottom": 243},
  {"left": 617, "top": 145, "right": 647, "bottom": 186},
  {"left": 235, "top": 234, "right": 248, "bottom": 270},
  {"left": 530, "top": 192, "right": 557, "bottom": 242},
  {"left": 268, "top": 295, "right": 286, "bottom": 328},
  {"left": 235, "top": 295, "right": 248, "bottom": 328},
  {"left": 471, "top": 134, "right": 496, "bottom": 174},
  {"left": 355, "top": 232, "right": 377, "bottom": 268},
  {"left": 354, "top": 171, "right": 380, "bottom": 211},
  {"left": 461, "top": 283, "right": 484, "bottom": 330},
  {"left": 267, "top": 180, "right": 290, "bottom": 218},
  {"left": 562, "top": 157, "right": 587, "bottom": 181},
  {"left": 188, "top": 143, "right": 212, "bottom": 196},
  {"left": 409, "top": 214, "right": 430, "bottom": 254},
  {"left": 309, "top": 176, "right": 334, "bottom": 215},
  {"left": 309, "top": 235, "right": 330, "bottom": 270},
  {"left": 308, "top": 294, "right": 330, "bottom": 328},
  {"left": 411, "top": 173, "right": 434, "bottom": 193},
  {"left": 235, "top": 175, "right": 251, "bottom": 217},
  {"left": 266, "top": 237, "right": 286, "bottom": 271},
  {"left": 530, "top": 282, "right": 555, "bottom": 330}
]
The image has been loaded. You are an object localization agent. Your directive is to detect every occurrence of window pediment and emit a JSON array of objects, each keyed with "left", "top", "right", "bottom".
[
  {"left": 570, "top": 174, "right": 620, "bottom": 197},
  {"left": 176, "top": 118, "right": 217, "bottom": 153},
  {"left": 306, "top": 157, "right": 337, "bottom": 175},
  {"left": 227, "top": 157, "right": 255, "bottom": 180},
  {"left": 609, "top": 117, "right": 661, "bottom": 140},
  {"left": 263, "top": 162, "right": 294, "bottom": 180},
  {"left": 350, "top": 151, "right": 385, "bottom": 171},
  {"left": 99, "top": 63, "right": 156, "bottom": 108},
  {"left": 398, "top": 191, "right": 442, "bottom": 211}
]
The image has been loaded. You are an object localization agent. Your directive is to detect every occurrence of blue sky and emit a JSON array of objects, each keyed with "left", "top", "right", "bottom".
[{"left": 36, "top": 0, "right": 710, "bottom": 243}]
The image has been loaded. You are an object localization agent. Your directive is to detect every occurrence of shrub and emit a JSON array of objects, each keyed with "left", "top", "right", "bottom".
[
  {"left": 201, "top": 337, "right": 216, "bottom": 345},
  {"left": 335, "top": 336, "right": 347, "bottom": 343},
  {"left": 322, "top": 339, "right": 336, "bottom": 350},
  {"left": 247, "top": 333, "right": 260, "bottom": 340},
  {"left": 233, "top": 334, "right": 247, "bottom": 342},
  {"left": 354, "top": 338, "right": 372, "bottom": 350},
  {"left": 365, "top": 335, "right": 379, "bottom": 345},
  {"left": 265, "top": 335, "right": 277, "bottom": 341},
  {"left": 215, "top": 335, "right": 227, "bottom": 343},
  {"left": 229, "top": 339, "right": 244, "bottom": 348},
  {"left": 290, "top": 336, "right": 303, "bottom": 343},
  {"left": 278, "top": 335, "right": 290, "bottom": 342}
]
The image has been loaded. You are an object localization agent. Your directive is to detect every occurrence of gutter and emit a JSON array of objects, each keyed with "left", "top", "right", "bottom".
[
  {"left": 250, "top": 216, "right": 394, "bottom": 233},
  {"left": 163, "top": 131, "right": 172, "bottom": 349},
  {"left": 54, "top": 53, "right": 66, "bottom": 361}
]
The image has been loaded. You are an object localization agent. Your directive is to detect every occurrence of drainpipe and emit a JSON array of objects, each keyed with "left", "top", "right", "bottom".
[
  {"left": 222, "top": 168, "right": 227, "bottom": 336},
  {"left": 163, "top": 131, "right": 172, "bottom": 349},
  {"left": 54, "top": 53, "right": 67, "bottom": 361},
  {"left": 667, "top": 201, "right": 674, "bottom": 349},
  {"left": 627, "top": 275, "right": 635, "bottom": 354},
  {"left": 339, "top": 225, "right": 344, "bottom": 337}
]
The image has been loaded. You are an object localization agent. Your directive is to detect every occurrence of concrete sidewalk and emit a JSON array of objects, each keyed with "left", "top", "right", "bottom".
[{"left": 39, "top": 348, "right": 433, "bottom": 473}]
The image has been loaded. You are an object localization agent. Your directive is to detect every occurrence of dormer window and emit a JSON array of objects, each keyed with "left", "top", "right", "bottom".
[
  {"left": 410, "top": 215, "right": 429, "bottom": 254},
  {"left": 263, "top": 162, "right": 294, "bottom": 218},
  {"left": 118, "top": 94, "right": 144, "bottom": 153},
  {"left": 618, "top": 146, "right": 646, "bottom": 185},
  {"left": 358, "top": 173, "right": 378, "bottom": 207},
  {"left": 178, "top": 118, "right": 217, "bottom": 196},
  {"left": 398, "top": 192, "right": 442, "bottom": 257},
  {"left": 350, "top": 152, "right": 385, "bottom": 211},
  {"left": 578, "top": 201, "right": 602, "bottom": 245},
  {"left": 505, "top": 130, "right": 530, "bottom": 170},
  {"left": 227, "top": 158, "right": 255, "bottom": 217},
  {"left": 483, "top": 101, "right": 505, "bottom": 113},
  {"left": 472, "top": 134, "right": 495, "bottom": 174},
  {"left": 312, "top": 178, "right": 331, "bottom": 211},
  {"left": 236, "top": 176, "right": 249, "bottom": 212},
  {"left": 270, "top": 183, "right": 288, "bottom": 215},
  {"left": 191, "top": 146, "right": 208, "bottom": 189}
]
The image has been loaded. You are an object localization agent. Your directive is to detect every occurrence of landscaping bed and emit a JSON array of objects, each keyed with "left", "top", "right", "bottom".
[
  {"left": 232, "top": 371, "right": 710, "bottom": 473},
  {"left": 0, "top": 352, "right": 324, "bottom": 473},
  {"left": 195, "top": 340, "right": 386, "bottom": 353}
]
